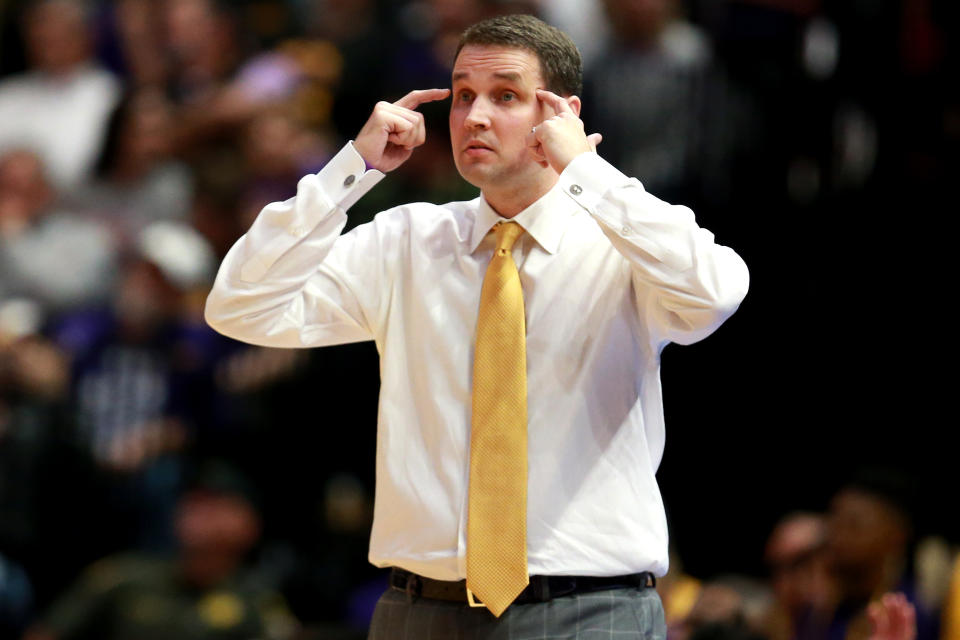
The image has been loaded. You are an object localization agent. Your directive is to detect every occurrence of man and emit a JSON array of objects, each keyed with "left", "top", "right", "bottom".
[
  {"left": 795, "top": 474, "right": 938, "bottom": 640},
  {"left": 21, "top": 463, "right": 296, "bottom": 640},
  {"left": 205, "top": 14, "right": 749, "bottom": 639},
  {"left": 0, "top": 0, "right": 121, "bottom": 189},
  {"left": 764, "top": 512, "right": 832, "bottom": 640}
]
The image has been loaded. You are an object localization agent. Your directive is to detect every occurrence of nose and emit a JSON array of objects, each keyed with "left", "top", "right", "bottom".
[{"left": 464, "top": 96, "right": 491, "bottom": 129}]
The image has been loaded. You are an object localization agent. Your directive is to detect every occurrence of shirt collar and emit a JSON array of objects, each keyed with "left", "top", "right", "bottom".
[{"left": 468, "top": 183, "right": 573, "bottom": 255}]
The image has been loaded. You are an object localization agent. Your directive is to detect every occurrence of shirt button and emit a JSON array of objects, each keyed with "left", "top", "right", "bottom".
[
  {"left": 343, "top": 174, "right": 356, "bottom": 187},
  {"left": 621, "top": 226, "right": 632, "bottom": 235},
  {"left": 570, "top": 184, "right": 583, "bottom": 195},
  {"left": 291, "top": 226, "right": 308, "bottom": 238}
]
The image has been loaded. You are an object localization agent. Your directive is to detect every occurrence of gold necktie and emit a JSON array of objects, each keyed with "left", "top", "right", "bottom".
[{"left": 467, "top": 221, "right": 529, "bottom": 617}]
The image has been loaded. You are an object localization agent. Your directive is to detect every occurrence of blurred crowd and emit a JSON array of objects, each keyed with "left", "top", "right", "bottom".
[{"left": 0, "top": 0, "right": 956, "bottom": 639}]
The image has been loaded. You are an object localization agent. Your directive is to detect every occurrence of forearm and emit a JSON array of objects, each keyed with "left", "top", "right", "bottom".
[{"left": 204, "top": 143, "right": 384, "bottom": 347}]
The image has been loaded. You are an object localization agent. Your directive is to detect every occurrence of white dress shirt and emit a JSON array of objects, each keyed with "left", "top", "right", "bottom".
[
  {"left": 0, "top": 65, "right": 120, "bottom": 189},
  {"left": 205, "top": 142, "right": 749, "bottom": 580}
]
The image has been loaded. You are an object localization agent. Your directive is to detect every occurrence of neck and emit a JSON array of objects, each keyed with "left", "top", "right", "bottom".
[
  {"left": 482, "top": 172, "right": 559, "bottom": 218},
  {"left": 39, "top": 58, "right": 88, "bottom": 79}
]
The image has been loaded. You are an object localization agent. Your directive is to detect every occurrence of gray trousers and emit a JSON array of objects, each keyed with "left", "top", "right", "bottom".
[{"left": 367, "top": 584, "right": 667, "bottom": 640}]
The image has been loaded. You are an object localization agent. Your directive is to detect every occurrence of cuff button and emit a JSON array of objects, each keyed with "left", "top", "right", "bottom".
[
  {"left": 569, "top": 184, "right": 583, "bottom": 195},
  {"left": 344, "top": 174, "right": 356, "bottom": 187}
]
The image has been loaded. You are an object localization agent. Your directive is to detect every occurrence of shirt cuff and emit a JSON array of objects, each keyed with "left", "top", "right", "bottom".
[
  {"left": 317, "top": 141, "right": 386, "bottom": 212},
  {"left": 557, "top": 151, "right": 692, "bottom": 270},
  {"left": 557, "top": 151, "right": 629, "bottom": 214}
]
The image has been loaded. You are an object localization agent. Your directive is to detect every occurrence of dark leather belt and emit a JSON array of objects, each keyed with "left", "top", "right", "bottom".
[{"left": 389, "top": 567, "right": 656, "bottom": 605}]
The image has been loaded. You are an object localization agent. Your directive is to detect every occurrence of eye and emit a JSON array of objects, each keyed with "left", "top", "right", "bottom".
[
  {"left": 457, "top": 90, "right": 473, "bottom": 102},
  {"left": 500, "top": 92, "right": 516, "bottom": 102}
]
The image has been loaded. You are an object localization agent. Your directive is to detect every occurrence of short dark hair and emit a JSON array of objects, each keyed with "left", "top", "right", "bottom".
[{"left": 455, "top": 14, "right": 583, "bottom": 97}]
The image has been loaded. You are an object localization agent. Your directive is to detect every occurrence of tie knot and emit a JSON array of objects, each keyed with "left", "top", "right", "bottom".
[{"left": 494, "top": 222, "right": 524, "bottom": 255}]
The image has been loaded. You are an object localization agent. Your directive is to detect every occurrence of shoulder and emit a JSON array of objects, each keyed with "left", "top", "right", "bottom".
[
  {"left": 80, "top": 553, "right": 170, "bottom": 592},
  {"left": 0, "top": 72, "right": 35, "bottom": 95},
  {"left": 0, "top": 74, "right": 37, "bottom": 114},
  {"left": 78, "top": 65, "right": 122, "bottom": 93}
]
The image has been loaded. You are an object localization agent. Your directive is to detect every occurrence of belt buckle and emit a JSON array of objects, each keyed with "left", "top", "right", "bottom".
[{"left": 466, "top": 588, "right": 486, "bottom": 608}]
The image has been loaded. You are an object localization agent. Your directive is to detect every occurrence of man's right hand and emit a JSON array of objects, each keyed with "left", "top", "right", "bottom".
[{"left": 353, "top": 88, "right": 450, "bottom": 173}]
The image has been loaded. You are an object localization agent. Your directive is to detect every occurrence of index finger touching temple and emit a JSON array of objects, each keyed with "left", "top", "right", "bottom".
[
  {"left": 536, "top": 89, "right": 575, "bottom": 115},
  {"left": 394, "top": 88, "right": 452, "bottom": 110}
]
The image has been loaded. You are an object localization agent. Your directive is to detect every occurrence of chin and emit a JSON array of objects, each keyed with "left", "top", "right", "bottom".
[{"left": 454, "top": 163, "right": 489, "bottom": 190}]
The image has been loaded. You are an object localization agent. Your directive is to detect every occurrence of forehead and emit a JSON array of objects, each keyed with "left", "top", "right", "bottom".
[{"left": 452, "top": 45, "right": 543, "bottom": 85}]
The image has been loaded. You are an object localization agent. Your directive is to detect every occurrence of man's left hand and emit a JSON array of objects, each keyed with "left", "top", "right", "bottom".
[{"left": 528, "top": 89, "right": 602, "bottom": 173}]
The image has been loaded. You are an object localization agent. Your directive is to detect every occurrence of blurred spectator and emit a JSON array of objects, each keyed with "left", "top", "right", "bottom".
[
  {"left": 99, "top": 0, "right": 170, "bottom": 88},
  {"left": 166, "top": 0, "right": 303, "bottom": 147},
  {"left": 372, "top": 0, "right": 484, "bottom": 222},
  {"left": 392, "top": 0, "right": 482, "bottom": 93},
  {"left": 541, "top": 0, "right": 611, "bottom": 69},
  {"left": 0, "top": 320, "right": 57, "bottom": 626},
  {"left": 765, "top": 512, "right": 833, "bottom": 640},
  {"left": 49, "top": 222, "right": 216, "bottom": 552},
  {"left": 658, "top": 546, "right": 703, "bottom": 639},
  {"left": 161, "top": 0, "right": 311, "bottom": 238},
  {"left": 679, "top": 575, "right": 774, "bottom": 640},
  {"left": 795, "top": 472, "right": 940, "bottom": 640},
  {"left": 0, "top": 0, "right": 121, "bottom": 189},
  {"left": 868, "top": 593, "right": 917, "bottom": 640},
  {"left": 282, "top": 473, "right": 383, "bottom": 633},
  {"left": 166, "top": 0, "right": 243, "bottom": 105},
  {"left": 0, "top": 331, "right": 69, "bottom": 555},
  {"left": 1, "top": 303, "right": 107, "bottom": 609},
  {"left": 236, "top": 106, "right": 334, "bottom": 230},
  {"left": 583, "top": 0, "right": 737, "bottom": 210},
  {"left": 0, "top": 149, "right": 118, "bottom": 314},
  {"left": 943, "top": 552, "right": 960, "bottom": 640},
  {"left": 911, "top": 537, "right": 953, "bottom": 629},
  {"left": 21, "top": 462, "right": 297, "bottom": 640},
  {"left": 68, "top": 88, "right": 194, "bottom": 250},
  {"left": 689, "top": 622, "right": 767, "bottom": 640},
  {"left": 303, "top": 0, "right": 396, "bottom": 138}
]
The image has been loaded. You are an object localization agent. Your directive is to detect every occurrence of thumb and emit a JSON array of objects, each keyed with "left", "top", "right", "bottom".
[{"left": 587, "top": 132, "right": 603, "bottom": 152}]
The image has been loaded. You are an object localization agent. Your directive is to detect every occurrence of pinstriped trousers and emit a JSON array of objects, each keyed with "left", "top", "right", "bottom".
[{"left": 367, "top": 585, "right": 666, "bottom": 640}]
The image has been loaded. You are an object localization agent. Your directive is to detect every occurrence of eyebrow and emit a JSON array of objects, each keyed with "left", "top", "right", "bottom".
[{"left": 451, "top": 71, "right": 523, "bottom": 83}]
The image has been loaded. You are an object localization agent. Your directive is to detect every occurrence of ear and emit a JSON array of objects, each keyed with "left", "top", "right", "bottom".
[{"left": 567, "top": 95, "right": 582, "bottom": 117}]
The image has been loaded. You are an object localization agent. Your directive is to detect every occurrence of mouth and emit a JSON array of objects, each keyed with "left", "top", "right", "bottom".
[{"left": 464, "top": 141, "right": 494, "bottom": 153}]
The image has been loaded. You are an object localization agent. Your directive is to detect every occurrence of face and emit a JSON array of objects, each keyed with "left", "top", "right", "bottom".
[
  {"left": 826, "top": 489, "right": 906, "bottom": 573},
  {"left": 175, "top": 490, "right": 261, "bottom": 586},
  {"left": 765, "top": 515, "right": 827, "bottom": 612},
  {"left": 450, "top": 45, "right": 551, "bottom": 200},
  {"left": 122, "top": 91, "right": 175, "bottom": 165},
  {"left": 25, "top": 1, "right": 91, "bottom": 73}
]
